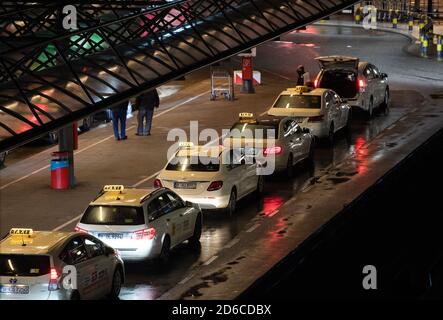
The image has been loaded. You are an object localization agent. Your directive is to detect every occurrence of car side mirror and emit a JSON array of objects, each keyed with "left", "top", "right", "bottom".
[
  {"left": 380, "top": 73, "right": 388, "bottom": 79},
  {"left": 104, "top": 246, "right": 115, "bottom": 256}
]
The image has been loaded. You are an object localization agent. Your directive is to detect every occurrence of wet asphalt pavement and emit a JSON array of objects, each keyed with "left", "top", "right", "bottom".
[{"left": 1, "top": 24, "right": 442, "bottom": 300}]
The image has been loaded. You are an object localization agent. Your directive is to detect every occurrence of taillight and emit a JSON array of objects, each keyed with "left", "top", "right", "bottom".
[
  {"left": 48, "top": 268, "right": 60, "bottom": 291},
  {"left": 74, "top": 226, "right": 88, "bottom": 233},
  {"left": 207, "top": 181, "right": 223, "bottom": 191},
  {"left": 154, "top": 179, "right": 162, "bottom": 188},
  {"left": 308, "top": 115, "right": 324, "bottom": 122},
  {"left": 263, "top": 146, "right": 283, "bottom": 156},
  {"left": 132, "top": 228, "right": 156, "bottom": 240},
  {"left": 314, "top": 79, "right": 319, "bottom": 88},
  {"left": 358, "top": 79, "right": 366, "bottom": 92}
]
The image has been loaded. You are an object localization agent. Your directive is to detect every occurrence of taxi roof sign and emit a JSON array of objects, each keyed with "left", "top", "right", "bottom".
[
  {"left": 103, "top": 185, "right": 125, "bottom": 192},
  {"left": 289, "top": 86, "right": 310, "bottom": 94},
  {"left": 10, "top": 228, "right": 34, "bottom": 237},
  {"left": 239, "top": 112, "right": 254, "bottom": 119},
  {"left": 178, "top": 141, "right": 195, "bottom": 149}
]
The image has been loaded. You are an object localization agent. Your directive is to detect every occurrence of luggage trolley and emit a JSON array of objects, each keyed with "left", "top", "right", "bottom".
[{"left": 210, "top": 66, "right": 234, "bottom": 101}]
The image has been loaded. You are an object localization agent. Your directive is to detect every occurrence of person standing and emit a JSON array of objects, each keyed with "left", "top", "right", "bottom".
[
  {"left": 135, "top": 89, "right": 159, "bottom": 136},
  {"left": 111, "top": 100, "right": 129, "bottom": 140},
  {"left": 296, "top": 65, "right": 306, "bottom": 86}
]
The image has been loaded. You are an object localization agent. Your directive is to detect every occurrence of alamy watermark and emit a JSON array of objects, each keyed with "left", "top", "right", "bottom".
[
  {"left": 362, "top": 5, "right": 378, "bottom": 30},
  {"left": 62, "top": 5, "right": 78, "bottom": 30}
]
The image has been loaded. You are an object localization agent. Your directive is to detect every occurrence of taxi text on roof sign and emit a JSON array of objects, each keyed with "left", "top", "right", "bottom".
[
  {"left": 103, "top": 185, "right": 125, "bottom": 192},
  {"left": 289, "top": 86, "right": 310, "bottom": 94},
  {"left": 239, "top": 112, "right": 254, "bottom": 119},
  {"left": 10, "top": 228, "right": 34, "bottom": 237}
]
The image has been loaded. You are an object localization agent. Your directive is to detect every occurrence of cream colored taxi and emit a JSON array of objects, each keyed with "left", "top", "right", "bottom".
[
  {"left": 76, "top": 185, "right": 202, "bottom": 263},
  {"left": 224, "top": 113, "right": 313, "bottom": 177},
  {"left": 0, "top": 228, "right": 124, "bottom": 300},
  {"left": 267, "top": 86, "right": 351, "bottom": 144},
  {"left": 155, "top": 143, "right": 263, "bottom": 215}
]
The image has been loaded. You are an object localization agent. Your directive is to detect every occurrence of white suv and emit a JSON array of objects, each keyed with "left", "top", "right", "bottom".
[{"left": 314, "top": 56, "right": 389, "bottom": 118}]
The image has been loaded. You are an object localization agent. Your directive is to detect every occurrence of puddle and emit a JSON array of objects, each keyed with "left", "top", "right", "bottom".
[
  {"left": 386, "top": 142, "right": 397, "bottom": 148},
  {"left": 180, "top": 282, "right": 210, "bottom": 298},
  {"left": 202, "top": 267, "right": 231, "bottom": 284},
  {"left": 335, "top": 171, "right": 358, "bottom": 177},
  {"left": 227, "top": 261, "right": 239, "bottom": 265}
]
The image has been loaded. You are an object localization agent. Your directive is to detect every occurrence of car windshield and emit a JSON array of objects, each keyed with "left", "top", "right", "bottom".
[
  {"left": 273, "top": 95, "right": 321, "bottom": 109},
  {"left": 166, "top": 156, "right": 220, "bottom": 172},
  {"left": 0, "top": 254, "right": 50, "bottom": 277},
  {"left": 81, "top": 205, "right": 145, "bottom": 225},
  {"left": 229, "top": 123, "right": 278, "bottom": 139},
  {"left": 319, "top": 70, "right": 357, "bottom": 98}
]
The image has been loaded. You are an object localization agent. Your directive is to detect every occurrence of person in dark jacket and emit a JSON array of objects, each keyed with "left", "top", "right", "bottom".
[
  {"left": 135, "top": 89, "right": 160, "bottom": 136},
  {"left": 296, "top": 65, "right": 305, "bottom": 86},
  {"left": 111, "top": 100, "right": 129, "bottom": 140}
]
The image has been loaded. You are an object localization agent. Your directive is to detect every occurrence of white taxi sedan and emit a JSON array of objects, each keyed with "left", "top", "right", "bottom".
[
  {"left": 224, "top": 113, "right": 314, "bottom": 176},
  {"left": 0, "top": 228, "right": 124, "bottom": 300},
  {"left": 267, "top": 86, "right": 351, "bottom": 144},
  {"left": 75, "top": 185, "right": 202, "bottom": 263},
  {"left": 155, "top": 144, "right": 263, "bottom": 215}
]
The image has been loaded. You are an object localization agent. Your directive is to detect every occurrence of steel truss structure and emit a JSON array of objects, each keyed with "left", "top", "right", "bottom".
[{"left": 0, "top": 0, "right": 359, "bottom": 152}]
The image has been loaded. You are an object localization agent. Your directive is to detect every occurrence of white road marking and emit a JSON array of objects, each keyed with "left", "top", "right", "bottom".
[
  {"left": 246, "top": 223, "right": 260, "bottom": 233},
  {"left": 203, "top": 255, "right": 218, "bottom": 266},
  {"left": 386, "top": 124, "right": 397, "bottom": 130},
  {"left": 178, "top": 275, "right": 194, "bottom": 285},
  {"left": 132, "top": 171, "right": 162, "bottom": 188},
  {"left": 224, "top": 238, "right": 240, "bottom": 249},
  {"left": 52, "top": 214, "right": 83, "bottom": 231},
  {"left": 0, "top": 91, "right": 210, "bottom": 191},
  {"left": 267, "top": 210, "right": 279, "bottom": 218}
]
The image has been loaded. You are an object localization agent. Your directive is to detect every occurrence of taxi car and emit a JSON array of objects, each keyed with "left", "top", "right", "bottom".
[
  {"left": 154, "top": 143, "right": 263, "bottom": 215},
  {"left": 224, "top": 113, "right": 313, "bottom": 176},
  {"left": 0, "top": 228, "right": 124, "bottom": 300},
  {"left": 75, "top": 185, "right": 202, "bottom": 262},
  {"left": 267, "top": 86, "right": 351, "bottom": 144},
  {"left": 314, "top": 56, "right": 389, "bottom": 118}
]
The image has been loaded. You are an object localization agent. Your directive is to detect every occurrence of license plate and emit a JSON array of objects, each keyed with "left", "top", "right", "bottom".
[
  {"left": 243, "top": 147, "right": 256, "bottom": 156},
  {"left": 174, "top": 181, "right": 197, "bottom": 189},
  {"left": 98, "top": 233, "right": 124, "bottom": 240},
  {"left": 0, "top": 285, "right": 30, "bottom": 294}
]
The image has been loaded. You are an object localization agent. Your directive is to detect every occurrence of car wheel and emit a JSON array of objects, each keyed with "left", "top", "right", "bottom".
[
  {"left": 225, "top": 189, "right": 237, "bottom": 215},
  {"left": 0, "top": 152, "right": 6, "bottom": 167},
  {"left": 366, "top": 98, "right": 374, "bottom": 120},
  {"left": 108, "top": 268, "right": 122, "bottom": 300},
  {"left": 381, "top": 89, "right": 390, "bottom": 115},
  {"left": 286, "top": 154, "right": 294, "bottom": 178},
  {"left": 70, "top": 290, "right": 80, "bottom": 300},
  {"left": 256, "top": 176, "right": 265, "bottom": 195},
  {"left": 159, "top": 236, "right": 171, "bottom": 265},
  {"left": 327, "top": 123, "right": 335, "bottom": 146},
  {"left": 188, "top": 214, "right": 202, "bottom": 245}
]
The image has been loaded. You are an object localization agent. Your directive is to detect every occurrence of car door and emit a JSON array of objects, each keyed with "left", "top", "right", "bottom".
[
  {"left": 165, "top": 191, "right": 193, "bottom": 242},
  {"left": 283, "top": 119, "right": 301, "bottom": 162},
  {"left": 228, "top": 149, "right": 249, "bottom": 198},
  {"left": 59, "top": 237, "right": 94, "bottom": 300},
  {"left": 83, "top": 236, "right": 112, "bottom": 299},
  {"left": 363, "top": 66, "right": 378, "bottom": 105},
  {"left": 324, "top": 91, "right": 337, "bottom": 130},
  {"left": 370, "top": 64, "right": 385, "bottom": 102},
  {"left": 332, "top": 93, "right": 346, "bottom": 129},
  {"left": 154, "top": 192, "right": 183, "bottom": 248}
]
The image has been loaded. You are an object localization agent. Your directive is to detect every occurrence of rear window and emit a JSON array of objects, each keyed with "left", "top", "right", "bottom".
[
  {"left": 0, "top": 254, "right": 50, "bottom": 277},
  {"left": 166, "top": 156, "right": 220, "bottom": 172},
  {"left": 319, "top": 70, "right": 357, "bottom": 98},
  {"left": 229, "top": 123, "right": 279, "bottom": 139},
  {"left": 81, "top": 206, "right": 145, "bottom": 225},
  {"left": 273, "top": 95, "right": 321, "bottom": 109}
]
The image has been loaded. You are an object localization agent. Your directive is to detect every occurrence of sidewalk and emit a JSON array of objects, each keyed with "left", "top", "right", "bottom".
[{"left": 316, "top": 16, "right": 443, "bottom": 60}]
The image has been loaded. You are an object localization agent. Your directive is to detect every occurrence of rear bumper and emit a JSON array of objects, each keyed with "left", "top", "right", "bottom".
[
  {"left": 114, "top": 240, "right": 162, "bottom": 261},
  {"left": 180, "top": 194, "right": 230, "bottom": 210}
]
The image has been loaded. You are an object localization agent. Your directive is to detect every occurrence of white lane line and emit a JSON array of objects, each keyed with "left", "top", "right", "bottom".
[
  {"left": 52, "top": 214, "right": 83, "bottom": 231},
  {"left": 224, "top": 238, "right": 239, "bottom": 249},
  {"left": 0, "top": 91, "right": 210, "bottom": 191},
  {"left": 386, "top": 124, "right": 397, "bottom": 130},
  {"left": 267, "top": 210, "right": 279, "bottom": 218},
  {"left": 246, "top": 223, "right": 260, "bottom": 233},
  {"left": 132, "top": 171, "right": 162, "bottom": 188},
  {"left": 203, "top": 255, "right": 218, "bottom": 266},
  {"left": 178, "top": 275, "right": 194, "bottom": 285}
]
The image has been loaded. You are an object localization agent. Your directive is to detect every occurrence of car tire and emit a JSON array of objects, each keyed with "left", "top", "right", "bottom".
[
  {"left": 188, "top": 214, "right": 202, "bottom": 246},
  {"left": 70, "top": 290, "right": 80, "bottom": 300},
  {"left": 0, "top": 152, "right": 6, "bottom": 167},
  {"left": 225, "top": 189, "right": 237, "bottom": 215},
  {"left": 256, "top": 176, "right": 265, "bottom": 196},
  {"left": 108, "top": 267, "right": 122, "bottom": 300},
  {"left": 381, "top": 89, "right": 390, "bottom": 115},
  {"left": 366, "top": 97, "right": 374, "bottom": 120},
  {"left": 327, "top": 123, "right": 335, "bottom": 146},
  {"left": 286, "top": 154, "right": 294, "bottom": 178},
  {"left": 159, "top": 236, "right": 171, "bottom": 265}
]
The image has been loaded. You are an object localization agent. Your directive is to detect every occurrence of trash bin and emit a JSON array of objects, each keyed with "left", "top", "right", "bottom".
[{"left": 51, "top": 151, "right": 69, "bottom": 189}]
